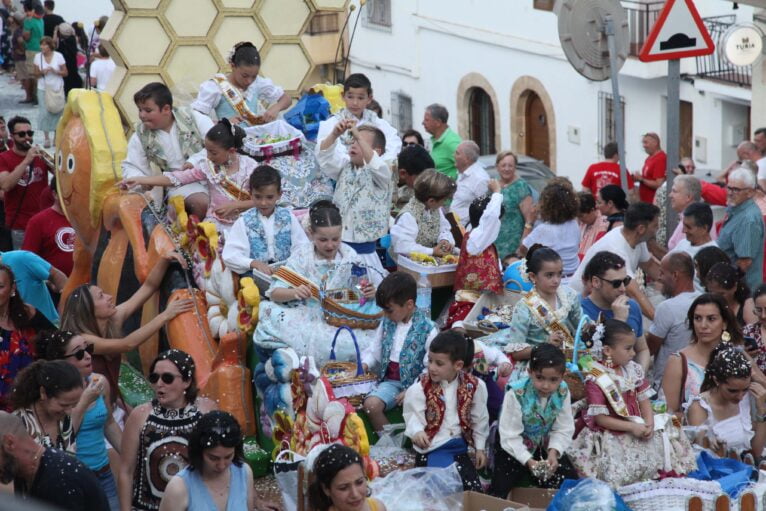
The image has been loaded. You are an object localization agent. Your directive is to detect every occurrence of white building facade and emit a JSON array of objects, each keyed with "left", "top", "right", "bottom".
[{"left": 348, "top": 0, "right": 758, "bottom": 184}]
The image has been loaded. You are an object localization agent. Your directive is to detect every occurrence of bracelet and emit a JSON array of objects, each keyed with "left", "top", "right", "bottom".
[
  {"left": 524, "top": 223, "right": 533, "bottom": 229},
  {"left": 756, "top": 412, "right": 766, "bottom": 423}
]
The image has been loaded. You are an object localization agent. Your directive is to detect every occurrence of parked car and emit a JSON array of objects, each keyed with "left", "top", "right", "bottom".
[{"left": 478, "top": 153, "right": 556, "bottom": 200}]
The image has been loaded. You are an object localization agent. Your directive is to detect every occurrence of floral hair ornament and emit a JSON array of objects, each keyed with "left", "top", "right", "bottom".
[{"left": 519, "top": 258, "right": 529, "bottom": 283}]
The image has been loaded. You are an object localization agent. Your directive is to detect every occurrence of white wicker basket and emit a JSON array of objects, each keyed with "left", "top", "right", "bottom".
[
  {"left": 617, "top": 478, "right": 722, "bottom": 511},
  {"left": 243, "top": 120, "right": 303, "bottom": 159}
]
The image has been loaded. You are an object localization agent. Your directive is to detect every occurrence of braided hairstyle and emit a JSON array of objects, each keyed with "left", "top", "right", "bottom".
[
  {"left": 229, "top": 41, "right": 261, "bottom": 68},
  {"left": 308, "top": 200, "right": 342, "bottom": 232}
]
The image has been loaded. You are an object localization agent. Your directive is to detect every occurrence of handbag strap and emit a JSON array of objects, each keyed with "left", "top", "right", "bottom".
[
  {"left": 679, "top": 352, "right": 688, "bottom": 408},
  {"left": 329, "top": 326, "right": 364, "bottom": 377}
]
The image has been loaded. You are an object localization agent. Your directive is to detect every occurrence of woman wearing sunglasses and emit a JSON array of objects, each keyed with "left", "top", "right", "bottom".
[
  {"left": 662, "top": 293, "right": 745, "bottom": 418},
  {"left": 10, "top": 359, "right": 83, "bottom": 452},
  {"left": 119, "top": 349, "right": 216, "bottom": 511},
  {"left": 36, "top": 329, "right": 122, "bottom": 510}
]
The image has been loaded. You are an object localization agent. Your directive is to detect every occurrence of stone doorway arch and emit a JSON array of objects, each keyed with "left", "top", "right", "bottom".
[{"left": 511, "top": 76, "right": 556, "bottom": 172}]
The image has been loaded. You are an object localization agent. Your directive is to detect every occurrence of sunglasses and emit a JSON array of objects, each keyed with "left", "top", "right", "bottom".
[
  {"left": 64, "top": 343, "right": 94, "bottom": 360},
  {"left": 13, "top": 130, "right": 34, "bottom": 137},
  {"left": 149, "top": 372, "right": 182, "bottom": 385},
  {"left": 596, "top": 275, "right": 632, "bottom": 289}
]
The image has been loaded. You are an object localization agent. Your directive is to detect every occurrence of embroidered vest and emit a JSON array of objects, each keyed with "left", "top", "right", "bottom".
[
  {"left": 135, "top": 106, "right": 204, "bottom": 172},
  {"left": 421, "top": 372, "right": 478, "bottom": 446},
  {"left": 242, "top": 207, "right": 293, "bottom": 263},
  {"left": 336, "top": 108, "right": 380, "bottom": 146},
  {"left": 510, "top": 377, "right": 568, "bottom": 452},
  {"left": 454, "top": 232, "right": 503, "bottom": 293},
  {"left": 379, "top": 309, "right": 433, "bottom": 388},
  {"left": 398, "top": 198, "right": 440, "bottom": 248}
]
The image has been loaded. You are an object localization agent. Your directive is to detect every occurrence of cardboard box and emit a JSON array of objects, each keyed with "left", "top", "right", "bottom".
[
  {"left": 507, "top": 488, "right": 558, "bottom": 510},
  {"left": 462, "top": 491, "right": 531, "bottom": 511},
  {"left": 462, "top": 290, "right": 521, "bottom": 338}
]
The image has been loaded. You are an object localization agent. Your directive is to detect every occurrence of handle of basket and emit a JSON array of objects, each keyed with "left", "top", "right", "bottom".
[{"left": 329, "top": 326, "right": 364, "bottom": 377}]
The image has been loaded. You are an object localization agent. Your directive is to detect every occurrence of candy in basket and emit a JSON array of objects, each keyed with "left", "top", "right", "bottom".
[
  {"left": 321, "top": 326, "right": 377, "bottom": 407},
  {"left": 320, "top": 263, "right": 384, "bottom": 330}
]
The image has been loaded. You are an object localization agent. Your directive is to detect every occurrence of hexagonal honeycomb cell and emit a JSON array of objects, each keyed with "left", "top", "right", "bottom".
[
  {"left": 164, "top": 0, "right": 218, "bottom": 38},
  {"left": 115, "top": 73, "right": 165, "bottom": 126},
  {"left": 259, "top": 0, "right": 311, "bottom": 36},
  {"left": 212, "top": 16, "right": 266, "bottom": 65},
  {"left": 218, "top": 0, "right": 258, "bottom": 7},
  {"left": 260, "top": 43, "right": 311, "bottom": 91},
  {"left": 120, "top": 0, "right": 162, "bottom": 8},
  {"left": 310, "top": 0, "right": 347, "bottom": 10},
  {"left": 113, "top": 17, "right": 170, "bottom": 67},
  {"left": 165, "top": 45, "right": 220, "bottom": 95}
]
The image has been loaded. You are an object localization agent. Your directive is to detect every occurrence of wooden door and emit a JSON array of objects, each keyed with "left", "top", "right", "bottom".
[
  {"left": 525, "top": 92, "right": 550, "bottom": 167},
  {"left": 680, "top": 100, "right": 693, "bottom": 160}
]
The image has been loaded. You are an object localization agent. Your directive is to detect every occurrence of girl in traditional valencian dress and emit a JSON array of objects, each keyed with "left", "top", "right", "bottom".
[
  {"left": 483, "top": 245, "right": 581, "bottom": 382},
  {"left": 254, "top": 201, "right": 382, "bottom": 365},
  {"left": 192, "top": 42, "right": 291, "bottom": 127},
  {"left": 121, "top": 120, "right": 257, "bottom": 235},
  {"left": 453, "top": 181, "right": 503, "bottom": 295},
  {"left": 569, "top": 318, "right": 696, "bottom": 487}
]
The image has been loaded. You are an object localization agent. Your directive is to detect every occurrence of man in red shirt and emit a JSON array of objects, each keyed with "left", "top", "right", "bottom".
[
  {"left": 582, "top": 141, "right": 634, "bottom": 196},
  {"left": 633, "top": 132, "right": 666, "bottom": 204},
  {"left": 0, "top": 116, "right": 51, "bottom": 249},
  {"left": 22, "top": 176, "right": 74, "bottom": 275}
]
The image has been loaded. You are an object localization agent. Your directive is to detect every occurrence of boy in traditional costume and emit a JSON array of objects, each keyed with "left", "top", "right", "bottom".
[
  {"left": 122, "top": 82, "right": 213, "bottom": 218},
  {"left": 403, "top": 331, "right": 488, "bottom": 491},
  {"left": 361, "top": 272, "right": 438, "bottom": 434},
  {"left": 490, "top": 344, "right": 578, "bottom": 497},
  {"left": 222, "top": 164, "right": 308, "bottom": 276}
]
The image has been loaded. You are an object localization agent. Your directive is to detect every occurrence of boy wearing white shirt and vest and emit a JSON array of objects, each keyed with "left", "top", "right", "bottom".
[
  {"left": 122, "top": 82, "right": 213, "bottom": 219},
  {"left": 318, "top": 121, "right": 392, "bottom": 276},
  {"left": 315, "top": 73, "right": 401, "bottom": 165},
  {"left": 361, "top": 272, "right": 438, "bottom": 434},
  {"left": 489, "top": 344, "right": 578, "bottom": 497},
  {"left": 403, "top": 330, "right": 488, "bottom": 491},
  {"left": 222, "top": 165, "right": 308, "bottom": 276}
]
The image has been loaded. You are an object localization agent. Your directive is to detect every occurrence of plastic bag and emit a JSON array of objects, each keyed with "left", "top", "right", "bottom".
[
  {"left": 273, "top": 450, "right": 306, "bottom": 511},
  {"left": 369, "top": 464, "right": 464, "bottom": 511},
  {"left": 370, "top": 423, "right": 407, "bottom": 459},
  {"left": 548, "top": 478, "right": 633, "bottom": 511}
]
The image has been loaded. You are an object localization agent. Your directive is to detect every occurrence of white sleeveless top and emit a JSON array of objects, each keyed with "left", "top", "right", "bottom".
[{"left": 691, "top": 393, "right": 754, "bottom": 454}]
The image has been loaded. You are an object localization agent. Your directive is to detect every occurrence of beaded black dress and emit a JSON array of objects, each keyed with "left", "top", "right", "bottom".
[{"left": 132, "top": 399, "right": 202, "bottom": 510}]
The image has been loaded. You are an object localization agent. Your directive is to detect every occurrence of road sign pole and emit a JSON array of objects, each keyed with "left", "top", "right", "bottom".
[
  {"left": 606, "top": 15, "right": 628, "bottom": 193},
  {"left": 665, "top": 58, "right": 680, "bottom": 243}
]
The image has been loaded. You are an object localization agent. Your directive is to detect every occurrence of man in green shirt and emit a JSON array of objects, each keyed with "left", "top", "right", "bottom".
[
  {"left": 21, "top": 1, "right": 43, "bottom": 105},
  {"left": 422, "top": 103, "right": 461, "bottom": 180}
]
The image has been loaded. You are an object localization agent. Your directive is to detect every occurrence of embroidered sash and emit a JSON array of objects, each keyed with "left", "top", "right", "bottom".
[
  {"left": 379, "top": 309, "right": 433, "bottom": 388},
  {"left": 136, "top": 106, "right": 204, "bottom": 172},
  {"left": 206, "top": 158, "right": 251, "bottom": 201},
  {"left": 522, "top": 289, "right": 574, "bottom": 349},
  {"left": 589, "top": 366, "right": 645, "bottom": 424},
  {"left": 422, "top": 372, "right": 478, "bottom": 446},
  {"left": 214, "top": 74, "right": 263, "bottom": 126}
]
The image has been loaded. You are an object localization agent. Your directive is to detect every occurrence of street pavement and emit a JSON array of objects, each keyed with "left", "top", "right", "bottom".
[{"left": 0, "top": 69, "right": 49, "bottom": 147}]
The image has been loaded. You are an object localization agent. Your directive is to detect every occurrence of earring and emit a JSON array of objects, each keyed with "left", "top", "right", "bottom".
[
  {"left": 604, "top": 354, "right": 614, "bottom": 369},
  {"left": 10, "top": 291, "right": 15, "bottom": 297},
  {"left": 722, "top": 331, "right": 731, "bottom": 343}
]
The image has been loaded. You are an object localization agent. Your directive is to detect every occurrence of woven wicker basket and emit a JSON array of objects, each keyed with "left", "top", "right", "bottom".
[
  {"left": 321, "top": 288, "right": 384, "bottom": 330},
  {"left": 563, "top": 371, "right": 585, "bottom": 402},
  {"left": 321, "top": 326, "right": 378, "bottom": 407}
]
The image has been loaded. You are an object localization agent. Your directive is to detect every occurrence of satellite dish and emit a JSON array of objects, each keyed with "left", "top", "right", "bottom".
[{"left": 557, "top": 0, "right": 629, "bottom": 82}]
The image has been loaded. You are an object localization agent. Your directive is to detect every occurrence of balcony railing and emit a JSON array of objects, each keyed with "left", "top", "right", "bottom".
[
  {"left": 695, "top": 15, "right": 752, "bottom": 87},
  {"left": 621, "top": 0, "right": 664, "bottom": 57}
]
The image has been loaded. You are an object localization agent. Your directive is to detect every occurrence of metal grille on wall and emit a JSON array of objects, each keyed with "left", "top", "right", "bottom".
[
  {"left": 598, "top": 91, "right": 625, "bottom": 157},
  {"left": 390, "top": 91, "right": 413, "bottom": 133},
  {"left": 696, "top": 15, "right": 752, "bottom": 87}
]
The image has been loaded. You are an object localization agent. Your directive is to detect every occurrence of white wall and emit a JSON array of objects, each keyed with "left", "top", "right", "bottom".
[
  {"left": 42, "top": 0, "right": 113, "bottom": 35},
  {"left": 349, "top": 0, "right": 755, "bottom": 185}
]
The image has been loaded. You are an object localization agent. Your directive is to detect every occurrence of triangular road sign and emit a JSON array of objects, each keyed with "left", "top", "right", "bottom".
[{"left": 639, "top": 0, "right": 715, "bottom": 62}]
